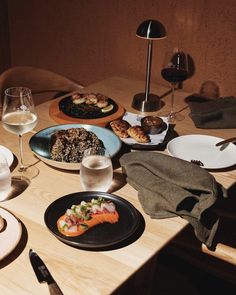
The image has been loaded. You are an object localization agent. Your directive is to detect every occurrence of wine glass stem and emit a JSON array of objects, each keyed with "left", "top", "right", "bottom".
[
  {"left": 18, "top": 134, "right": 25, "bottom": 171},
  {"left": 170, "top": 83, "right": 175, "bottom": 115}
]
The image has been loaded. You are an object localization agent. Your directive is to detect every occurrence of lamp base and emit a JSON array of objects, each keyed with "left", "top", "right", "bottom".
[{"left": 132, "top": 93, "right": 162, "bottom": 112}]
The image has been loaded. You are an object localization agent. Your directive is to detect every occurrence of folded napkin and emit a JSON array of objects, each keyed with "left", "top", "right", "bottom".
[
  {"left": 185, "top": 95, "right": 236, "bottom": 129},
  {"left": 120, "top": 152, "right": 227, "bottom": 248}
]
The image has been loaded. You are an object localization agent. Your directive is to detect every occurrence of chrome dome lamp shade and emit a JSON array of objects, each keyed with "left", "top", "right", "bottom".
[{"left": 132, "top": 19, "right": 167, "bottom": 112}]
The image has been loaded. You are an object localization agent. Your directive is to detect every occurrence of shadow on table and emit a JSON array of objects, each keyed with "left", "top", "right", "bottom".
[
  {"left": 2, "top": 154, "right": 40, "bottom": 201},
  {"left": 109, "top": 171, "right": 127, "bottom": 193},
  {"left": 9, "top": 154, "right": 18, "bottom": 172},
  {"left": 111, "top": 142, "right": 131, "bottom": 170},
  {"left": 0, "top": 221, "right": 28, "bottom": 269},
  {"left": 112, "top": 184, "right": 236, "bottom": 294},
  {"left": 111, "top": 125, "right": 179, "bottom": 167},
  {"left": 212, "top": 181, "right": 236, "bottom": 248},
  {"left": 161, "top": 181, "right": 236, "bottom": 285}
]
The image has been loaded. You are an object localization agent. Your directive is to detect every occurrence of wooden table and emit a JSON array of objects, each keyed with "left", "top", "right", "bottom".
[{"left": 0, "top": 76, "right": 235, "bottom": 295}]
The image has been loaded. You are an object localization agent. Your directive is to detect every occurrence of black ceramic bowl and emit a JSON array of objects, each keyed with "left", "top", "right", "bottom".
[{"left": 141, "top": 116, "right": 164, "bottom": 135}]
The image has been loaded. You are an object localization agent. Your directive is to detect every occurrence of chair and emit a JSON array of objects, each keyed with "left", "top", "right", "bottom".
[{"left": 0, "top": 66, "right": 84, "bottom": 106}]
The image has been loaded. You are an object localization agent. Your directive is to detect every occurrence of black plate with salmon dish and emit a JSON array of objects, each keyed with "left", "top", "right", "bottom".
[{"left": 44, "top": 192, "right": 142, "bottom": 250}]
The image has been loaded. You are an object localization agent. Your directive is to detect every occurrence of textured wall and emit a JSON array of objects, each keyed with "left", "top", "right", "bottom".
[
  {"left": 6, "top": 0, "right": 236, "bottom": 96},
  {"left": 0, "top": 0, "right": 10, "bottom": 72}
]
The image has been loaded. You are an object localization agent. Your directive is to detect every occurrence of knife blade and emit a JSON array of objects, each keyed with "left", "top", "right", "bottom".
[{"left": 29, "top": 249, "right": 64, "bottom": 295}]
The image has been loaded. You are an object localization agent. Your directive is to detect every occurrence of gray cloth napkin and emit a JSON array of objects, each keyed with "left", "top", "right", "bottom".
[
  {"left": 186, "top": 95, "right": 236, "bottom": 129},
  {"left": 120, "top": 152, "right": 227, "bottom": 248}
]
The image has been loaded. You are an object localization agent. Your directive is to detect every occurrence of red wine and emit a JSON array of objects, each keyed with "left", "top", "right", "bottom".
[{"left": 161, "top": 68, "right": 188, "bottom": 83}]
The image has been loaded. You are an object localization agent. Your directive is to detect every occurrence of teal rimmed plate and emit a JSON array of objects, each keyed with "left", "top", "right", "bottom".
[{"left": 29, "top": 124, "right": 121, "bottom": 170}]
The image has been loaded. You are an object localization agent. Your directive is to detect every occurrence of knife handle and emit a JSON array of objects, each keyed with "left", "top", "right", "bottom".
[
  {"left": 48, "top": 282, "right": 64, "bottom": 295},
  {"left": 215, "top": 137, "right": 236, "bottom": 146}
]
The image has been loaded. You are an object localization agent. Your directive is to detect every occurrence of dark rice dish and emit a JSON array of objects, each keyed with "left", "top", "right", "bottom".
[{"left": 50, "top": 128, "right": 104, "bottom": 163}]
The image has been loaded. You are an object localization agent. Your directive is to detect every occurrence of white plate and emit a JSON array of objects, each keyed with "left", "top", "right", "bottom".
[
  {"left": 167, "top": 134, "right": 236, "bottom": 169},
  {"left": 0, "top": 145, "right": 14, "bottom": 167},
  {"left": 0, "top": 208, "right": 22, "bottom": 260},
  {"left": 120, "top": 112, "right": 169, "bottom": 146}
]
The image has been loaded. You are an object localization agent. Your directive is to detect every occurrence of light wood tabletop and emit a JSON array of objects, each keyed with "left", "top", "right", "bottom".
[{"left": 0, "top": 76, "right": 235, "bottom": 295}]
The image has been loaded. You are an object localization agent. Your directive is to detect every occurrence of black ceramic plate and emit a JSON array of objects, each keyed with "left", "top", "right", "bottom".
[
  {"left": 44, "top": 192, "right": 140, "bottom": 249},
  {"left": 59, "top": 96, "right": 118, "bottom": 119}
]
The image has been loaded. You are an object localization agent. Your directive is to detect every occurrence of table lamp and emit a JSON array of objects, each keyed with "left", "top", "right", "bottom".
[{"left": 132, "top": 19, "right": 167, "bottom": 112}]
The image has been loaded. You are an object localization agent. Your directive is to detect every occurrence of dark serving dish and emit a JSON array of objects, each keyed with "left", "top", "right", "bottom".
[
  {"left": 141, "top": 116, "right": 164, "bottom": 134},
  {"left": 44, "top": 191, "right": 141, "bottom": 250},
  {"left": 59, "top": 95, "right": 118, "bottom": 119}
]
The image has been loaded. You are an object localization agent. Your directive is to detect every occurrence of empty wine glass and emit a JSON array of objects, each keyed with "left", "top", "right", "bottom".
[
  {"left": 161, "top": 48, "right": 188, "bottom": 123},
  {"left": 2, "top": 87, "right": 38, "bottom": 181},
  {"left": 80, "top": 147, "right": 113, "bottom": 192}
]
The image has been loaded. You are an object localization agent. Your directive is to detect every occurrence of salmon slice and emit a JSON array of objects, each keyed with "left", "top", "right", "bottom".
[{"left": 57, "top": 210, "right": 119, "bottom": 237}]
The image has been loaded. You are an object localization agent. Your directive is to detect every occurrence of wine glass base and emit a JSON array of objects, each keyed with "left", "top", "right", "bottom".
[
  {"left": 13, "top": 165, "right": 39, "bottom": 182},
  {"left": 1, "top": 165, "right": 39, "bottom": 201},
  {"left": 167, "top": 112, "right": 185, "bottom": 123},
  {"left": 18, "top": 165, "right": 39, "bottom": 180}
]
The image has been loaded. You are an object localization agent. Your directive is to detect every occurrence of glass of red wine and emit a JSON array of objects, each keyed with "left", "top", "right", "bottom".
[{"left": 161, "top": 49, "right": 188, "bottom": 123}]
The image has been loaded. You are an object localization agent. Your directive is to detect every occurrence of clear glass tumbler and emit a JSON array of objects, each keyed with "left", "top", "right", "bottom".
[{"left": 80, "top": 147, "right": 113, "bottom": 192}]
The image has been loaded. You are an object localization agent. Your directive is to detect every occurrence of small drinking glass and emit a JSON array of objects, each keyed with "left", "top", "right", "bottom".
[
  {"left": 0, "top": 154, "right": 11, "bottom": 201},
  {"left": 80, "top": 147, "right": 113, "bottom": 192}
]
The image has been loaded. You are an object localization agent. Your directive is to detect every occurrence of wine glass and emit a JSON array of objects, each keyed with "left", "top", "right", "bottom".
[
  {"left": 161, "top": 48, "right": 188, "bottom": 123},
  {"left": 2, "top": 87, "right": 38, "bottom": 181},
  {"left": 80, "top": 147, "right": 113, "bottom": 192}
]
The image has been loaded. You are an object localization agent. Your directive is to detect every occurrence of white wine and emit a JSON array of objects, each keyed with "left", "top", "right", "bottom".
[
  {"left": 2, "top": 87, "right": 39, "bottom": 178},
  {"left": 2, "top": 111, "right": 37, "bottom": 135},
  {"left": 80, "top": 155, "right": 113, "bottom": 191}
]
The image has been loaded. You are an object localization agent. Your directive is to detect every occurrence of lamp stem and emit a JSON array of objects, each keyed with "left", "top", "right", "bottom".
[{"left": 144, "top": 39, "right": 153, "bottom": 102}]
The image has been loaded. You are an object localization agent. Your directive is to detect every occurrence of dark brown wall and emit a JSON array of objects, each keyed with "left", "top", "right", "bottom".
[
  {"left": 0, "top": 0, "right": 11, "bottom": 72},
  {"left": 5, "top": 0, "right": 236, "bottom": 96}
]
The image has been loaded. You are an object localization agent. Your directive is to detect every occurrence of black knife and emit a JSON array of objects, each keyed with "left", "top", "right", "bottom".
[
  {"left": 29, "top": 249, "right": 64, "bottom": 295},
  {"left": 215, "top": 137, "right": 236, "bottom": 146}
]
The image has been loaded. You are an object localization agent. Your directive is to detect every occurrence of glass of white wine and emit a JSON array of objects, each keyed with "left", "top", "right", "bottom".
[
  {"left": 80, "top": 147, "right": 113, "bottom": 192},
  {"left": 2, "top": 87, "right": 38, "bottom": 181}
]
